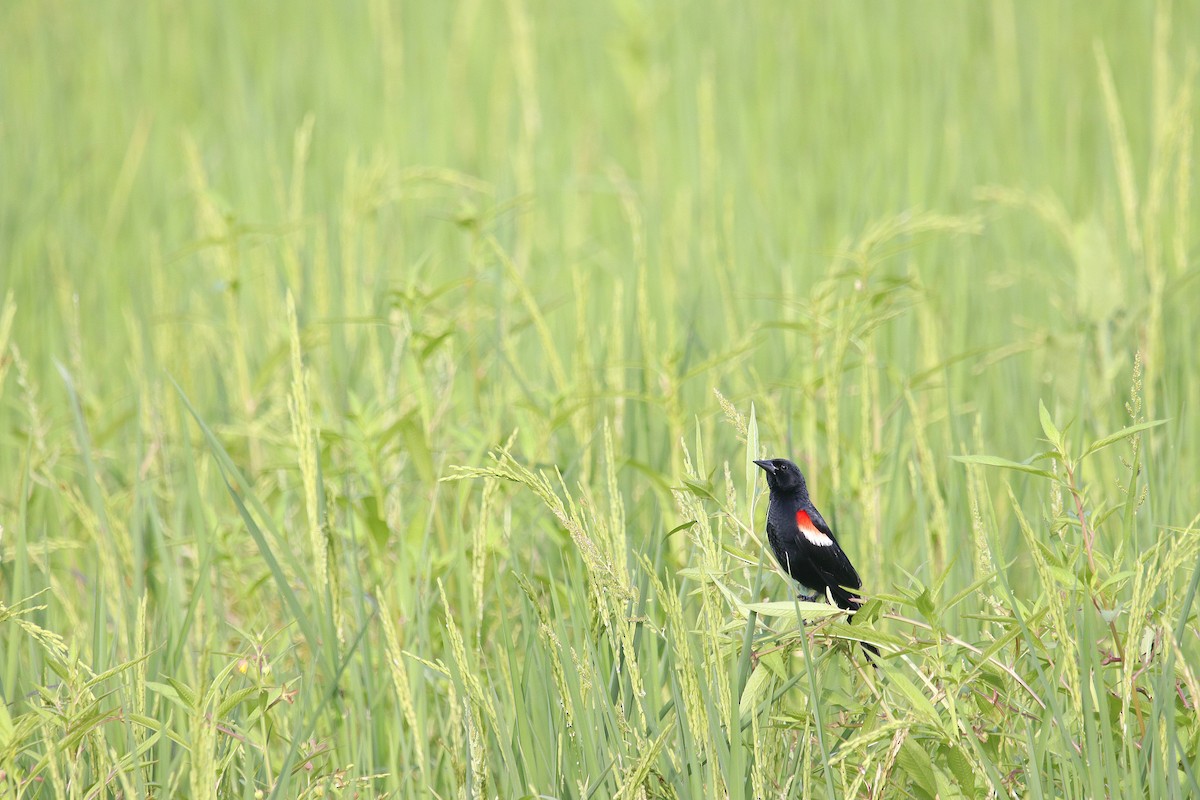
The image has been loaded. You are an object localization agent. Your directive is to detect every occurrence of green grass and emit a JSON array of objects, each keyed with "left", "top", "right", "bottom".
[{"left": 2, "top": 1, "right": 1199, "bottom": 797}]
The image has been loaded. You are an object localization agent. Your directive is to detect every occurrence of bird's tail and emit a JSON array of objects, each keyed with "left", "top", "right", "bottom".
[
  {"left": 831, "top": 586, "right": 880, "bottom": 661},
  {"left": 858, "top": 638, "right": 881, "bottom": 660}
]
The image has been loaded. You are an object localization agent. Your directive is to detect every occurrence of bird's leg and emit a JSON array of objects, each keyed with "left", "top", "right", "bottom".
[{"left": 796, "top": 589, "right": 819, "bottom": 603}]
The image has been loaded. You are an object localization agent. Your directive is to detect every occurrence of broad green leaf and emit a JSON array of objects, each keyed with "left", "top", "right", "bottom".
[
  {"left": 1081, "top": 419, "right": 1166, "bottom": 459},
  {"left": 358, "top": 495, "right": 392, "bottom": 550},
  {"left": 743, "top": 600, "right": 842, "bottom": 619},
  {"left": 951, "top": 454, "right": 1058, "bottom": 480},
  {"left": 898, "top": 737, "right": 940, "bottom": 799},
  {"left": 888, "top": 671, "right": 941, "bottom": 726},
  {"left": 665, "top": 520, "right": 697, "bottom": 538},
  {"left": 611, "top": 723, "right": 673, "bottom": 799},
  {"left": 399, "top": 414, "right": 436, "bottom": 484},
  {"left": 943, "top": 743, "right": 978, "bottom": 799},
  {"left": 823, "top": 621, "right": 907, "bottom": 651}
]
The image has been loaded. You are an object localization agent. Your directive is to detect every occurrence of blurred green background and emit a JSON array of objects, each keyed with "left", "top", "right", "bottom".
[{"left": 1, "top": 1, "right": 1197, "bottom": 797}]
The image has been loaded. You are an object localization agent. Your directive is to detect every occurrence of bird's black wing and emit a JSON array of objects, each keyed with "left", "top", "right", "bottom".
[
  {"left": 806, "top": 506, "right": 879, "bottom": 658},
  {"left": 806, "top": 506, "right": 836, "bottom": 539},
  {"left": 798, "top": 505, "right": 863, "bottom": 608}
]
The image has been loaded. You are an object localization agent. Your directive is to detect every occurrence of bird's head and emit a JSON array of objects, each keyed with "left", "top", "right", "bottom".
[{"left": 753, "top": 457, "right": 808, "bottom": 494}]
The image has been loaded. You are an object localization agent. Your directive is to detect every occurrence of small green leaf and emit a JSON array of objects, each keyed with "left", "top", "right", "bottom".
[
  {"left": 145, "top": 681, "right": 189, "bottom": 715},
  {"left": 943, "top": 571, "right": 997, "bottom": 612},
  {"left": 951, "top": 454, "right": 1058, "bottom": 480},
  {"left": 914, "top": 586, "right": 936, "bottom": 618},
  {"left": 1139, "top": 627, "right": 1156, "bottom": 662},
  {"left": 679, "top": 479, "right": 718, "bottom": 502},
  {"left": 165, "top": 677, "right": 199, "bottom": 710},
  {"left": 218, "top": 686, "right": 264, "bottom": 719},
  {"left": 1039, "top": 400, "right": 1061, "bottom": 448},
  {"left": 746, "top": 402, "right": 759, "bottom": 482},
  {"left": 0, "top": 696, "right": 13, "bottom": 749},
  {"left": 1081, "top": 419, "right": 1166, "bottom": 459},
  {"left": 83, "top": 653, "right": 153, "bottom": 691},
  {"left": 737, "top": 663, "right": 773, "bottom": 722},
  {"left": 665, "top": 520, "right": 697, "bottom": 538},
  {"left": 757, "top": 650, "right": 789, "bottom": 681}
]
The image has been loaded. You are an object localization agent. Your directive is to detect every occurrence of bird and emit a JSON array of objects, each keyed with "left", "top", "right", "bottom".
[{"left": 754, "top": 457, "right": 879, "bottom": 658}]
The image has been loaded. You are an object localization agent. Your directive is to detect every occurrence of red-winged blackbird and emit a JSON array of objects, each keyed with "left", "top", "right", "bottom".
[{"left": 754, "top": 457, "right": 879, "bottom": 658}]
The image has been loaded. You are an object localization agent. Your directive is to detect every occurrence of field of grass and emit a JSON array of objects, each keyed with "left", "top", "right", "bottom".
[{"left": 2, "top": 1, "right": 1199, "bottom": 797}]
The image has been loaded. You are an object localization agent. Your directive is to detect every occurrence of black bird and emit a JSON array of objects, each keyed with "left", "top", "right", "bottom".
[{"left": 754, "top": 457, "right": 878, "bottom": 658}]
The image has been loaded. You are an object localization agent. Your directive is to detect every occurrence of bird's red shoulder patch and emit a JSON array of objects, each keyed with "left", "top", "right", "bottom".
[{"left": 795, "top": 509, "right": 834, "bottom": 546}]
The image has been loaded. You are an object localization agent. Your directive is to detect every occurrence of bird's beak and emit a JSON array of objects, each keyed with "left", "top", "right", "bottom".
[{"left": 753, "top": 459, "right": 775, "bottom": 474}]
